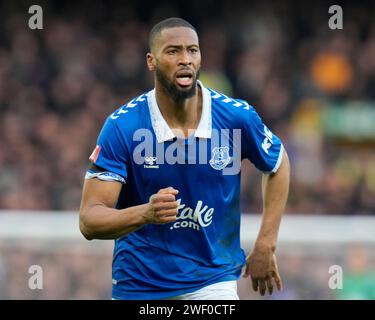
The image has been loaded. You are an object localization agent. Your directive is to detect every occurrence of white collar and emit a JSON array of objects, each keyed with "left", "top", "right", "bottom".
[{"left": 147, "top": 80, "right": 212, "bottom": 143}]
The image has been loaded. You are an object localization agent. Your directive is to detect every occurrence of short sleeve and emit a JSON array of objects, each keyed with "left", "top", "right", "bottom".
[
  {"left": 86, "top": 117, "right": 128, "bottom": 183},
  {"left": 242, "top": 106, "right": 283, "bottom": 173}
]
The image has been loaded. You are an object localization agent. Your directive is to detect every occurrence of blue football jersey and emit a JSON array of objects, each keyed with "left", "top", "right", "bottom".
[{"left": 85, "top": 81, "right": 284, "bottom": 299}]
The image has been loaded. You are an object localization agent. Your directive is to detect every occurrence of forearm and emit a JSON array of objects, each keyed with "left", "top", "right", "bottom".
[
  {"left": 256, "top": 150, "right": 290, "bottom": 251},
  {"left": 80, "top": 203, "right": 149, "bottom": 240}
]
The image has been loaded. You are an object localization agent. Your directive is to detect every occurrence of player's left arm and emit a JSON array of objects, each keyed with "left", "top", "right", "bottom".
[{"left": 243, "top": 148, "right": 290, "bottom": 296}]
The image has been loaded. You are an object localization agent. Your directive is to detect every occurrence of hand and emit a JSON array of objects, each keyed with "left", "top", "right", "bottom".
[
  {"left": 243, "top": 246, "right": 282, "bottom": 296},
  {"left": 144, "top": 187, "right": 179, "bottom": 224}
]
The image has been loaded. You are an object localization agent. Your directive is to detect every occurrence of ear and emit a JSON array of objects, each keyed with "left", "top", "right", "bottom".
[{"left": 146, "top": 52, "right": 156, "bottom": 71}]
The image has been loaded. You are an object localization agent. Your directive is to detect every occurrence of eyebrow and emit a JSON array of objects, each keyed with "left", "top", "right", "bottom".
[{"left": 163, "top": 44, "right": 199, "bottom": 50}]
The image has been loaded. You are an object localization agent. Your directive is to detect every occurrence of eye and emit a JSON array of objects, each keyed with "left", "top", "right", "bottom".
[
  {"left": 167, "top": 49, "right": 177, "bottom": 55},
  {"left": 189, "top": 48, "right": 198, "bottom": 54}
]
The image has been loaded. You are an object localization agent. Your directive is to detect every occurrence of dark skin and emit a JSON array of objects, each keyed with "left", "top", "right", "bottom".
[
  {"left": 80, "top": 26, "right": 290, "bottom": 297},
  {"left": 243, "top": 151, "right": 290, "bottom": 295},
  {"left": 146, "top": 27, "right": 202, "bottom": 138}
]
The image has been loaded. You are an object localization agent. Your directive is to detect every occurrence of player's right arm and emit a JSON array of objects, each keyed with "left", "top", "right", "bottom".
[
  {"left": 79, "top": 181, "right": 179, "bottom": 240},
  {"left": 79, "top": 113, "right": 178, "bottom": 240}
]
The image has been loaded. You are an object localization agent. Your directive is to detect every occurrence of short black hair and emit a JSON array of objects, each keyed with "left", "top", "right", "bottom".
[{"left": 149, "top": 17, "right": 197, "bottom": 52}]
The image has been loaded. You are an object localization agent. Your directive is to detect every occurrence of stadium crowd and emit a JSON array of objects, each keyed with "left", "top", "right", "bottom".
[
  {"left": 0, "top": 0, "right": 375, "bottom": 300},
  {"left": 1, "top": 0, "right": 375, "bottom": 215}
]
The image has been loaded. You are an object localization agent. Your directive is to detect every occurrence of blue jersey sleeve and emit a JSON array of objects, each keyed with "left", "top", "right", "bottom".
[
  {"left": 86, "top": 117, "right": 128, "bottom": 183},
  {"left": 242, "top": 106, "right": 283, "bottom": 173}
]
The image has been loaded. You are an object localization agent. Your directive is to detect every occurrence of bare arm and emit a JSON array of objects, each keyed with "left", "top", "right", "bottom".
[
  {"left": 257, "top": 148, "right": 290, "bottom": 251},
  {"left": 243, "top": 149, "right": 290, "bottom": 295},
  {"left": 79, "top": 178, "right": 179, "bottom": 240}
]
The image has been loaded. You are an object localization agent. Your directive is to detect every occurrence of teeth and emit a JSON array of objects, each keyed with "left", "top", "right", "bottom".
[{"left": 176, "top": 76, "right": 192, "bottom": 86}]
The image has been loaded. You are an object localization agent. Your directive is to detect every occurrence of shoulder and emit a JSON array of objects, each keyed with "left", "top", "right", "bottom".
[
  {"left": 104, "top": 91, "right": 149, "bottom": 133},
  {"left": 208, "top": 88, "right": 252, "bottom": 111},
  {"left": 206, "top": 87, "right": 257, "bottom": 125},
  {"left": 109, "top": 92, "right": 149, "bottom": 122}
]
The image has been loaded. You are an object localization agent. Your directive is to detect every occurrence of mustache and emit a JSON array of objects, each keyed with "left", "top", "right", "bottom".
[{"left": 175, "top": 67, "right": 195, "bottom": 77}]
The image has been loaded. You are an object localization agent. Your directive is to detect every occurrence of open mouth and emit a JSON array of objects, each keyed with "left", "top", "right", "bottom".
[{"left": 175, "top": 70, "right": 194, "bottom": 87}]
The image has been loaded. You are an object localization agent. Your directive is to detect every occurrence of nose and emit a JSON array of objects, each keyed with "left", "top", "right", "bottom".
[{"left": 178, "top": 48, "right": 191, "bottom": 66}]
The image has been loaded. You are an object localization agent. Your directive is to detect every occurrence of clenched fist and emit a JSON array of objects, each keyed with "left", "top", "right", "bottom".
[{"left": 144, "top": 187, "right": 179, "bottom": 224}]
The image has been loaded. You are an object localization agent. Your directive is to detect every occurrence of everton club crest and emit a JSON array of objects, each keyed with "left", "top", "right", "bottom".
[{"left": 209, "top": 146, "right": 232, "bottom": 170}]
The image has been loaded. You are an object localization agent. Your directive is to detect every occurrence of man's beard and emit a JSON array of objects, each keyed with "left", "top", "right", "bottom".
[{"left": 156, "top": 67, "right": 200, "bottom": 102}]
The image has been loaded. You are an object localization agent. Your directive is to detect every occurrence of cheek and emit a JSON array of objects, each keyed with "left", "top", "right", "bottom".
[
  {"left": 157, "top": 60, "right": 175, "bottom": 76},
  {"left": 193, "top": 54, "right": 201, "bottom": 68}
]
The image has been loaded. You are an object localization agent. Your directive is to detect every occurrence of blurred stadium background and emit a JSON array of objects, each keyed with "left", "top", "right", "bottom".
[{"left": 0, "top": 0, "right": 374, "bottom": 299}]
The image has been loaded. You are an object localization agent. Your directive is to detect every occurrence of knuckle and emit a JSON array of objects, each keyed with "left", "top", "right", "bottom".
[{"left": 154, "top": 212, "right": 161, "bottom": 219}]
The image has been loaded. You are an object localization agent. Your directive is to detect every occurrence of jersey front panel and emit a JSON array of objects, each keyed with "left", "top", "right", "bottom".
[{"left": 88, "top": 83, "right": 283, "bottom": 299}]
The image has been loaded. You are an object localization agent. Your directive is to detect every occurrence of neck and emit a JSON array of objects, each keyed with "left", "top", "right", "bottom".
[{"left": 155, "top": 82, "right": 202, "bottom": 136}]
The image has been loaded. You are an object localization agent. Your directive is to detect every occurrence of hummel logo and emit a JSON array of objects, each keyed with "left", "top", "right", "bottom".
[
  {"left": 145, "top": 156, "right": 157, "bottom": 165},
  {"left": 144, "top": 156, "right": 159, "bottom": 169}
]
